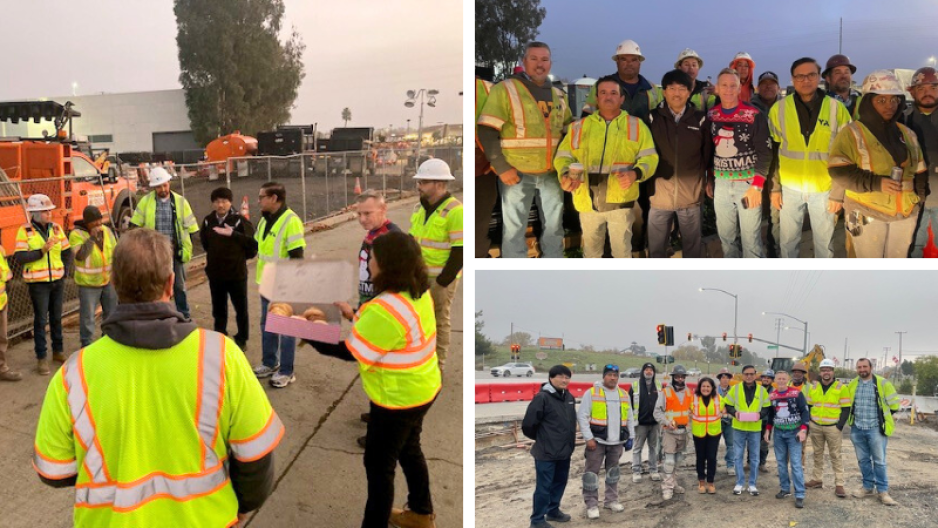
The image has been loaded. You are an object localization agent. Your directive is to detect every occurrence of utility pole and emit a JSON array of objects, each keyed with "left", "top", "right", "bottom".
[
  {"left": 896, "top": 331, "right": 907, "bottom": 381},
  {"left": 844, "top": 337, "right": 848, "bottom": 370},
  {"left": 839, "top": 18, "right": 843, "bottom": 54},
  {"left": 883, "top": 347, "right": 890, "bottom": 376},
  {"left": 775, "top": 318, "right": 782, "bottom": 359}
]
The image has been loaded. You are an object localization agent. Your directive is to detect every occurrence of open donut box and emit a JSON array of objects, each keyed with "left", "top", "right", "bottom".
[{"left": 258, "top": 259, "right": 355, "bottom": 344}]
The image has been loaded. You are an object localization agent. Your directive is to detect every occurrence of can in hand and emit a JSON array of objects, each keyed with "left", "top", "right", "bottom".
[{"left": 890, "top": 166, "right": 903, "bottom": 182}]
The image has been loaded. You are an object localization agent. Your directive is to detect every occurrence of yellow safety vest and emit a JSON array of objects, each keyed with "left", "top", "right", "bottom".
[
  {"left": 846, "top": 375, "right": 900, "bottom": 437},
  {"left": 829, "top": 121, "right": 925, "bottom": 217},
  {"left": 583, "top": 80, "right": 664, "bottom": 121},
  {"left": 129, "top": 191, "right": 199, "bottom": 263},
  {"left": 15, "top": 222, "right": 70, "bottom": 283},
  {"left": 409, "top": 196, "right": 463, "bottom": 278},
  {"left": 769, "top": 94, "right": 852, "bottom": 193},
  {"left": 255, "top": 208, "right": 306, "bottom": 285},
  {"left": 554, "top": 112, "right": 659, "bottom": 212},
  {"left": 805, "top": 380, "right": 851, "bottom": 425},
  {"left": 588, "top": 385, "right": 630, "bottom": 438},
  {"left": 726, "top": 382, "right": 770, "bottom": 432},
  {"left": 33, "top": 329, "right": 284, "bottom": 527},
  {"left": 476, "top": 78, "right": 492, "bottom": 127},
  {"left": 690, "top": 92, "right": 717, "bottom": 112},
  {"left": 68, "top": 226, "right": 117, "bottom": 287},
  {"left": 346, "top": 290, "right": 441, "bottom": 409},
  {"left": 0, "top": 247, "right": 11, "bottom": 310},
  {"left": 691, "top": 394, "right": 723, "bottom": 437},
  {"left": 477, "top": 78, "right": 573, "bottom": 174}
]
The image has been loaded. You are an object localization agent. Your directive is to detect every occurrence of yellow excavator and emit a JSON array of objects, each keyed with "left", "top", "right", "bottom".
[{"left": 770, "top": 344, "right": 826, "bottom": 382}]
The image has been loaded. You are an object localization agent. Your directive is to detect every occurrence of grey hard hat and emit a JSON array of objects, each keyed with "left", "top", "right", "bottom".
[{"left": 671, "top": 365, "right": 688, "bottom": 376}]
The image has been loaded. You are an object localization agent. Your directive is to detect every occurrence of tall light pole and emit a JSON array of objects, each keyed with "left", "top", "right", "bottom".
[
  {"left": 404, "top": 89, "right": 439, "bottom": 171},
  {"left": 763, "top": 311, "right": 808, "bottom": 355},
  {"left": 700, "top": 287, "right": 738, "bottom": 349},
  {"left": 929, "top": 56, "right": 936, "bottom": 68},
  {"left": 896, "top": 331, "right": 907, "bottom": 381}
]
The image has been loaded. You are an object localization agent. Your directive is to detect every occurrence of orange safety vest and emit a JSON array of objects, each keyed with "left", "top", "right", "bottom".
[{"left": 663, "top": 386, "right": 691, "bottom": 426}]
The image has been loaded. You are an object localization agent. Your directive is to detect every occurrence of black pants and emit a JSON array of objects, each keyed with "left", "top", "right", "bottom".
[
  {"left": 362, "top": 399, "right": 434, "bottom": 528},
  {"left": 693, "top": 433, "right": 722, "bottom": 483},
  {"left": 208, "top": 278, "right": 249, "bottom": 348},
  {"left": 476, "top": 172, "right": 499, "bottom": 258},
  {"left": 28, "top": 279, "right": 64, "bottom": 359}
]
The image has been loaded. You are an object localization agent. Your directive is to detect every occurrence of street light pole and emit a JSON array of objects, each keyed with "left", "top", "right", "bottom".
[
  {"left": 700, "top": 288, "right": 739, "bottom": 363},
  {"left": 763, "top": 311, "right": 808, "bottom": 355},
  {"left": 896, "top": 331, "right": 907, "bottom": 381},
  {"left": 405, "top": 89, "right": 439, "bottom": 172}
]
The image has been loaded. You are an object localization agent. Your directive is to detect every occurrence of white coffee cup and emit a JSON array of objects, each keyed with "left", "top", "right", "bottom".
[{"left": 568, "top": 163, "right": 584, "bottom": 181}]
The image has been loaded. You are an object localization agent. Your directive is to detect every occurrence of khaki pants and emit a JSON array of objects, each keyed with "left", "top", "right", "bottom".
[
  {"left": 661, "top": 428, "right": 688, "bottom": 491},
  {"left": 580, "top": 208, "right": 634, "bottom": 258},
  {"left": 430, "top": 278, "right": 458, "bottom": 364},
  {"left": 810, "top": 422, "right": 845, "bottom": 486},
  {"left": 583, "top": 442, "right": 624, "bottom": 508},
  {"left": 0, "top": 307, "right": 8, "bottom": 372}
]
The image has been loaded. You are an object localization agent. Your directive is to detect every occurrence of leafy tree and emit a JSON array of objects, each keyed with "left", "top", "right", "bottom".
[
  {"left": 475, "top": 311, "right": 495, "bottom": 357},
  {"left": 900, "top": 359, "right": 915, "bottom": 376},
  {"left": 913, "top": 356, "right": 938, "bottom": 396},
  {"left": 475, "top": 0, "right": 546, "bottom": 80},
  {"left": 503, "top": 331, "right": 533, "bottom": 346},
  {"left": 898, "top": 379, "right": 913, "bottom": 394},
  {"left": 342, "top": 107, "right": 352, "bottom": 127},
  {"left": 174, "top": 0, "right": 304, "bottom": 145}
]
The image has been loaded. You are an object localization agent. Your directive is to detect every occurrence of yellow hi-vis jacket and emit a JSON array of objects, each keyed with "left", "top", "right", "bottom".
[
  {"left": 346, "top": 290, "right": 441, "bottom": 409},
  {"left": 477, "top": 78, "right": 573, "bottom": 174},
  {"left": 69, "top": 226, "right": 117, "bottom": 287},
  {"left": 828, "top": 121, "right": 925, "bottom": 218},
  {"left": 804, "top": 380, "right": 851, "bottom": 425},
  {"left": 691, "top": 394, "right": 723, "bottom": 437},
  {"left": 15, "top": 222, "right": 70, "bottom": 283},
  {"left": 725, "top": 382, "right": 770, "bottom": 432},
  {"left": 768, "top": 94, "right": 852, "bottom": 193},
  {"left": 409, "top": 196, "right": 463, "bottom": 278},
  {"left": 476, "top": 78, "right": 492, "bottom": 133},
  {"left": 554, "top": 112, "right": 659, "bottom": 212},
  {"left": 846, "top": 375, "right": 900, "bottom": 437},
  {"left": 0, "top": 247, "right": 11, "bottom": 310},
  {"left": 130, "top": 191, "right": 199, "bottom": 263},
  {"left": 255, "top": 207, "right": 306, "bottom": 285},
  {"left": 33, "top": 329, "right": 284, "bottom": 527},
  {"left": 587, "top": 385, "right": 632, "bottom": 440}
]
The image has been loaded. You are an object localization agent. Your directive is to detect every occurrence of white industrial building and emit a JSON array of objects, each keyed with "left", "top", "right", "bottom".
[{"left": 0, "top": 89, "right": 197, "bottom": 154}]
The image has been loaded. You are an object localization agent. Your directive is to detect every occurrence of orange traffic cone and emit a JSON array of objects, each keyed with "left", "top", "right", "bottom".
[
  {"left": 240, "top": 196, "right": 250, "bottom": 220},
  {"left": 354, "top": 176, "right": 362, "bottom": 195},
  {"left": 925, "top": 224, "right": 938, "bottom": 258}
]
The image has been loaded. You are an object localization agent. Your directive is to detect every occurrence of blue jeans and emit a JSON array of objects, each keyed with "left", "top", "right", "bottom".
[
  {"left": 722, "top": 419, "right": 735, "bottom": 468},
  {"left": 733, "top": 429, "right": 761, "bottom": 488},
  {"left": 714, "top": 179, "right": 763, "bottom": 258},
  {"left": 173, "top": 259, "right": 190, "bottom": 318},
  {"left": 78, "top": 285, "right": 118, "bottom": 347},
  {"left": 910, "top": 205, "right": 938, "bottom": 257},
  {"left": 260, "top": 295, "right": 295, "bottom": 375},
  {"left": 498, "top": 171, "right": 564, "bottom": 258},
  {"left": 779, "top": 187, "right": 835, "bottom": 258},
  {"left": 773, "top": 428, "right": 805, "bottom": 498},
  {"left": 851, "top": 426, "right": 889, "bottom": 492},
  {"left": 531, "top": 458, "right": 571, "bottom": 523},
  {"left": 27, "top": 280, "right": 64, "bottom": 359}
]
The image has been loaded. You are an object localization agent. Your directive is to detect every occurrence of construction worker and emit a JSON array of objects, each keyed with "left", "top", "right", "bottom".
[
  {"left": 675, "top": 48, "right": 717, "bottom": 111},
  {"left": 830, "top": 70, "right": 928, "bottom": 258},
  {"left": 725, "top": 364, "right": 771, "bottom": 496},
  {"left": 477, "top": 41, "right": 573, "bottom": 258},
  {"left": 304, "top": 231, "right": 441, "bottom": 528},
  {"left": 822, "top": 54, "right": 862, "bottom": 116},
  {"left": 804, "top": 358, "right": 851, "bottom": 498},
  {"left": 33, "top": 228, "right": 282, "bottom": 527},
  {"left": 647, "top": 69, "right": 713, "bottom": 258},
  {"left": 199, "top": 187, "right": 257, "bottom": 352},
  {"left": 729, "top": 52, "right": 756, "bottom": 103},
  {"left": 902, "top": 67, "right": 938, "bottom": 257},
  {"left": 582, "top": 39, "right": 662, "bottom": 123},
  {"left": 768, "top": 57, "right": 852, "bottom": 258},
  {"left": 69, "top": 205, "right": 118, "bottom": 347},
  {"left": 15, "top": 194, "right": 72, "bottom": 375},
  {"left": 716, "top": 368, "right": 736, "bottom": 474},
  {"left": 409, "top": 159, "right": 462, "bottom": 369},
  {"left": 750, "top": 71, "right": 784, "bottom": 257},
  {"left": 253, "top": 181, "right": 306, "bottom": 388},
  {"left": 690, "top": 377, "right": 723, "bottom": 494},
  {"left": 629, "top": 362, "right": 662, "bottom": 482},
  {"left": 653, "top": 364, "right": 692, "bottom": 500},
  {"left": 846, "top": 358, "right": 900, "bottom": 506},
  {"left": 129, "top": 166, "right": 199, "bottom": 317},
  {"left": 475, "top": 64, "right": 497, "bottom": 258},
  {"left": 790, "top": 362, "right": 809, "bottom": 391},
  {"left": 577, "top": 365, "right": 634, "bottom": 519},
  {"left": 764, "top": 371, "right": 810, "bottom": 509},
  {"left": 555, "top": 75, "right": 659, "bottom": 258},
  {"left": 758, "top": 369, "right": 776, "bottom": 473},
  {"left": 708, "top": 67, "right": 772, "bottom": 258},
  {"left": 0, "top": 242, "right": 19, "bottom": 381}
]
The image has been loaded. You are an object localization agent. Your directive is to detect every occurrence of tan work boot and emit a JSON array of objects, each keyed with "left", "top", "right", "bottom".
[
  {"left": 853, "top": 487, "right": 876, "bottom": 499},
  {"left": 0, "top": 368, "right": 22, "bottom": 381},
  {"left": 805, "top": 479, "right": 823, "bottom": 489},
  {"left": 37, "top": 359, "right": 51, "bottom": 376},
  {"left": 52, "top": 352, "right": 68, "bottom": 363},
  {"left": 706, "top": 483, "right": 716, "bottom": 494},
  {"left": 835, "top": 485, "right": 847, "bottom": 498},
  {"left": 389, "top": 506, "right": 436, "bottom": 528},
  {"left": 662, "top": 488, "right": 673, "bottom": 500},
  {"left": 698, "top": 480, "right": 706, "bottom": 494},
  {"left": 879, "top": 492, "right": 898, "bottom": 506}
]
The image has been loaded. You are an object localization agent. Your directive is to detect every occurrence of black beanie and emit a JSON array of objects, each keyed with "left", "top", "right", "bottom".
[
  {"left": 210, "top": 187, "right": 233, "bottom": 202},
  {"left": 82, "top": 205, "right": 103, "bottom": 224}
]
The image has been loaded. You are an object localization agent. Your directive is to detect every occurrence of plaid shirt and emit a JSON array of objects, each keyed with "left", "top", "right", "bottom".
[
  {"left": 853, "top": 378, "right": 879, "bottom": 430},
  {"left": 154, "top": 197, "right": 176, "bottom": 245}
]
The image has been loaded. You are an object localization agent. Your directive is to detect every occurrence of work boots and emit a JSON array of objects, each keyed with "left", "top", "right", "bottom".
[
  {"left": 37, "top": 359, "right": 51, "bottom": 376},
  {"left": 698, "top": 480, "right": 706, "bottom": 494},
  {"left": 805, "top": 479, "right": 823, "bottom": 489},
  {"left": 52, "top": 352, "right": 68, "bottom": 363},
  {"left": 879, "top": 492, "right": 898, "bottom": 506},
  {"left": 0, "top": 365, "right": 22, "bottom": 381},
  {"left": 389, "top": 506, "right": 436, "bottom": 528}
]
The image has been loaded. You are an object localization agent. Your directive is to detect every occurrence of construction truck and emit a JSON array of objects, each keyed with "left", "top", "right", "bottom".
[
  {"left": 0, "top": 100, "right": 139, "bottom": 254},
  {"left": 770, "top": 344, "right": 826, "bottom": 382}
]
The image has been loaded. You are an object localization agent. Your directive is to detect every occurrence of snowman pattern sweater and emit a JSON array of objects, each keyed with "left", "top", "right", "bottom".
[
  {"left": 765, "top": 387, "right": 810, "bottom": 432},
  {"left": 708, "top": 102, "right": 773, "bottom": 188}
]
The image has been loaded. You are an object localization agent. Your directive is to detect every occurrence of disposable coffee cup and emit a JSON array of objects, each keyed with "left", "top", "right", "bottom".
[{"left": 568, "top": 163, "right": 584, "bottom": 181}]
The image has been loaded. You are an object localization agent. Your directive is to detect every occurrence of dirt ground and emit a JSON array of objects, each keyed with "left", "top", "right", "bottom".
[{"left": 475, "top": 418, "right": 938, "bottom": 528}]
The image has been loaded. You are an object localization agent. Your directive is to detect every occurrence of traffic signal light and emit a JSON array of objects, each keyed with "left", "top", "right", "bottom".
[
  {"left": 722, "top": 332, "right": 727, "bottom": 341},
  {"left": 687, "top": 332, "right": 692, "bottom": 342},
  {"left": 665, "top": 326, "right": 675, "bottom": 346},
  {"left": 657, "top": 324, "right": 666, "bottom": 345},
  {"left": 748, "top": 333, "right": 753, "bottom": 343},
  {"left": 730, "top": 360, "right": 737, "bottom": 366}
]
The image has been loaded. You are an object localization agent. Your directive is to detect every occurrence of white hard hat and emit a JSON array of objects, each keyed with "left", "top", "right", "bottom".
[
  {"left": 732, "top": 51, "right": 753, "bottom": 63},
  {"left": 413, "top": 158, "right": 455, "bottom": 181},
  {"left": 148, "top": 166, "right": 173, "bottom": 187},
  {"left": 25, "top": 194, "right": 55, "bottom": 212},
  {"left": 675, "top": 48, "right": 703, "bottom": 69},
  {"left": 862, "top": 69, "right": 905, "bottom": 96},
  {"left": 819, "top": 359, "right": 836, "bottom": 369},
  {"left": 611, "top": 40, "right": 645, "bottom": 62}
]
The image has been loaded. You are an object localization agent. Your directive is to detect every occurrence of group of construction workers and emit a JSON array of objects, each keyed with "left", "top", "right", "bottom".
[
  {"left": 24, "top": 157, "right": 461, "bottom": 528},
  {"left": 475, "top": 38, "right": 938, "bottom": 258},
  {"left": 521, "top": 358, "right": 901, "bottom": 528}
]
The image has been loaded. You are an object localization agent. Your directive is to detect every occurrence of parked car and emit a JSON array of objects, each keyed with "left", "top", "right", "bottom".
[
  {"left": 686, "top": 368, "right": 702, "bottom": 377},
  {"left": 491, "top": 362, "right": 535, "bottom": 378},
  {"left": 621, "top": 367, "right": 642, "bottom": 378}
]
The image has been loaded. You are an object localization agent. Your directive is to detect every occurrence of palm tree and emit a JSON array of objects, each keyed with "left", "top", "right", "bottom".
[{"left": 341, "top": 107, "right": 352, "bottom": 127}]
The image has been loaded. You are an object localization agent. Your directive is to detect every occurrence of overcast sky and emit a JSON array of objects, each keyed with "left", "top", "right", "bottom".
[
  {"left": 477, "top": 271, "right": 938, "bottom": 365},
  {"left": 534, "top": 0, "right": 938, "bottom": 86},
  {"left": 0, "top": 0, "right": 462, "bottom": 131}
]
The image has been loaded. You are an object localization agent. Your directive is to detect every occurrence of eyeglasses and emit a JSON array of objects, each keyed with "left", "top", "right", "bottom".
[
  {"left": 258, "top": 194, "right": 270, "bottom": 200},
  {"left": 792, "top": 72, "right": 819, "bottom": 82},
  {"left": 743, "top": 371, "right": 757, "bottom": 376},
  {"left": 873, "top": 96, "right": 902, "bottom": 106}
]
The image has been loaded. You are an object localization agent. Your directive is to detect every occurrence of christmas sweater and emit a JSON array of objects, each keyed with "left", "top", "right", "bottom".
[
  {"left": 765, "top": 387, "right": 810, "bottom": 432},
  {"left": 708, "top": 102, "right": 773, "bottom": 187}
]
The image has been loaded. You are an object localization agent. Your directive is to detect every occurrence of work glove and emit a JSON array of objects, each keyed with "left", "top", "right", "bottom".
[{"left": 624, "top": 438, "right": 634, "bottom": 451}]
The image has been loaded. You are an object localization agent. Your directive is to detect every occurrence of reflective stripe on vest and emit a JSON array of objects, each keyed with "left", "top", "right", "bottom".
[
  {"left": 18, "top": 224, "right": 68, "bottom": 283},
  {"left": 347, "top": 293, "right": 436, "bottom": 369},
  {"left": 836, "top": 122, "right": 920, "bottom": 217},
  {"left": 691, "top": 394, "right": 722, "bottom": 437},
  {"left": 730, "top": 383, "right": 768, "bottom": 432},
  {"left": 776, "top": 96, "right": 838, "bottom": 162},
  {"left": 258, "top": 211, "right": 300, "bottom": 262},
  {"left": 663, "top": 386, "right": 691, "bottom": 426},
  {"left": 588, "top": 386, "right": 628, "bottom": 426},
  {"left": 410, "top": 198, "right": 461, "bottom": 278},
  {"left": 496, "top": 79, "right": 567, "bottom": 173},
  {"left": 807, "top": 381, "right": 850, "bottom": 425},
  {"left": 72, "top": 227, "right": 117, "bottom": 287}
]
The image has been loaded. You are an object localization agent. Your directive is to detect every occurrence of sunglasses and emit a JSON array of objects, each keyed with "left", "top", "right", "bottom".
[{"left": 605, "top": 364, "right": 620, "bottom": 371}]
